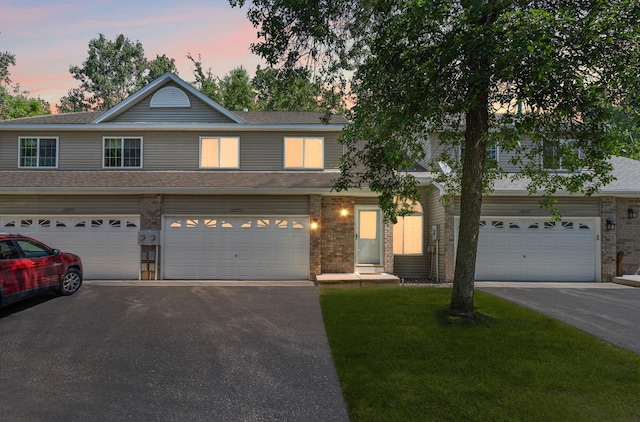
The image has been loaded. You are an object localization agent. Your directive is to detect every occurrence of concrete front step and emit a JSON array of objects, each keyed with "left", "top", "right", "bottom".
[{"left": 315, "top": 273, "right": 400, "bottom": 288}]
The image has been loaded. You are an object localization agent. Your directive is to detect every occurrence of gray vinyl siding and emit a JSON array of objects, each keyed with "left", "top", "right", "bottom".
[
  {"left": 109, "top": 82, "right": 237, "bottom": 123},
  {"left": 0, "top": 195, "right": 140, "bottom": 214},
  {"left": 0, "top": 130, "right": 343, "bottom": 171},
  {"left": 428, "top": 135, "right": 526, "bottom": 173},
  {"left": 162, "top": 195, "right": 309, "bottom": 215},
  {"left": 426, "top": 189, "right": 447, "bottom": 282},
  {"left": 394, "top": 187, "right": 431, "bottom": 279},
  {"left": 454, "top": 196, "right": 600, "bottom": 217}
]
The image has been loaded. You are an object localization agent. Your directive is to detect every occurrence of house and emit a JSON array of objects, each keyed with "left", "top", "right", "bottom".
[{"left": 0, "top": 72, "right": 638, "bottom": 283}]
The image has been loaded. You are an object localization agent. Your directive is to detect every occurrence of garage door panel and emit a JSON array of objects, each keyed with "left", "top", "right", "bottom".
[
  {"left": 472, "top": 218, "right": 597, "bottom": 282},
  {"left": 0, "top": 216, "right": 140, "bottom": 279},
  {"left": 164, "top": 216, "right": 309, "bottom": 280}
]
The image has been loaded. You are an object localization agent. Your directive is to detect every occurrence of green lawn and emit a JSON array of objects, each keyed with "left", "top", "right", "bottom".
[{"left": 320, "top": 287, "right": 640, "bottom": 422}]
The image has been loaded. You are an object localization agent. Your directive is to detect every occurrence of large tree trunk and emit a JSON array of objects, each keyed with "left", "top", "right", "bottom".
[
  {"left": 449, "top": 104, "right": 488, "bottom": 316},
  {"left": 449, "top": 2, "right": 493, "bottom": 316}
]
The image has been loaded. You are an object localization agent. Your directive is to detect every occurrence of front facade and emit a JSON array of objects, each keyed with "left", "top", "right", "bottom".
[{"left": 1, "top": 73, "right": 639, "bottom": 283}]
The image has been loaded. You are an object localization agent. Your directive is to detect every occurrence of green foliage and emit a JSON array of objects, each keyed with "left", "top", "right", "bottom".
[
  {"left": 0, "top": 48, "right": 50, "bottom": 120},
  {"left": 0, "top": 50, "right": 15, "bottom": 86},
  {"left": 187, "top": 53, "right": 221, "bottom": 103},
  {"left": 253, "top": 66, "right": 343, "bottom": 113},
  {"left": 1, "top": 85, "right": 50, "bottom": 119},
  {"left": 233, "top": 0, "right": 640, "bottom": 314},
  {"left": 61, "top": 34, "right": 179, "bottom": 112},
  {"left": 321, "top": 288, "right": 640, "bottom": 422},
  {"left": 218, "top": 66, "right": 255, "bottom": 111},
  {"left": 146, "top": 54, "right": 178, "bottom": 82}
]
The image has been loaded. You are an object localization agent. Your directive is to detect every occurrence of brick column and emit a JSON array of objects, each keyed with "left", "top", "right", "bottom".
[
  {"left": 309, "top": 195, "right": 322, "bottom": 280},
  {"left": 140, "top": 194, "right": 162, "bottom": 280},
  {"left": 321, "top": 196, "right": 355, "bottom": 273},
  {"left": 601, "top": 197, "right": 617, "bottom": 282}
]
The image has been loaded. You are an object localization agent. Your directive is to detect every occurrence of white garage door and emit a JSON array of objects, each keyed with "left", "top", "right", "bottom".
[
  {"left": 163, "top": 216, "right": 310, "bottom": 280},
  {"left": 0, "top": 216, "right": 140, "bottom": 279},
  {"left": 468, "top": 218, "right": 598, "bottom": 282}
]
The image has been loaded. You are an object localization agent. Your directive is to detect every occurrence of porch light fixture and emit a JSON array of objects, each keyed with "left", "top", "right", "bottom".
[
  {"left": 606, "top": 219, "right": 616, "bottom": 231},
  {"left": 340, "top": 208, "right": 349, "bottom": 217},
  {"left": 310, "top": 219, "right": 319, "bottom": 230},
  {"left": 629, "top": 208, "right": 638, "bottom": 219}
]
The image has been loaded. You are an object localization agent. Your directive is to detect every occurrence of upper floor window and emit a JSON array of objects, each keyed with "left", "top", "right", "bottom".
[
  {"left": 284, "top": 137, "right": 323, "bottom": 169},
  {"left": 103, "top": 137, "right": 142, "bottom": 168},
  {"left": 200, "top": 137, "right": 239, "bottom": 168},
  {"left": 393, "top": 200, "right": 423, "bottom": 255},
  {"left": 542, "top": 139, "right": 579, "bottom": 171},
  {"left": 19, "top": 137, "right": 58, "bottom": 168},
  {"left": 460, "top": 143, "right": 499, "bottom": 162}
]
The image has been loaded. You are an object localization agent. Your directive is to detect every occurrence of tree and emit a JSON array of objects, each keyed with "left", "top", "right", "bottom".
[
  {"left": 146, "top": 54, "right": 179, "bottom": 82},
  {"left": 0, "top": 48, "right": 50, "bottom": 119},
  {"left": 1, "top": 84, "right": 50, "bottom": 119},
  {"left": 253, "top": 66, "right": 343, "bottom": 112},
  {"left": 187, "top": 53, "right": 221, "bottom": 103},
  {"left": 218, "top": 66, "right": 255, "bottom": 111},
  {"left": 63, "top": 34, "right": 178, "bottom": 112},
  {"left": 231, "top": 0, "right": 640, "bottom": 316}
]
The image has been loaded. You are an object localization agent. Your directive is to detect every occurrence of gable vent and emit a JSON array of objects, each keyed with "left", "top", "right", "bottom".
[{"left": 150, "top": 86, "right": 191, "bottom": 108}]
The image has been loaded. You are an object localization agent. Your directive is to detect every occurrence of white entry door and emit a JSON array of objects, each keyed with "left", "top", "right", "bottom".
[
  {"left": 355, "top": 208, "right": 382, "bottom": 267},
  {"left": 458, "top": 217, "right": 599, "bottom": 282},
  {"left": 0, "top": 216, "right": 141, "bottom": 279},
  {"left": 163, "top": 216, "right": 310, "bottom": 280}
]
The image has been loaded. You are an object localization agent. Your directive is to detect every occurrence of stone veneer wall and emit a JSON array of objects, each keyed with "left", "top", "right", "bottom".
[
  {"left": 615, "top": 198, "right": 640, "bottom": 276},
  {"left": 384, "top": 223, "right": 394, "bottom": 274},
  {"left": 320, "top": 196, "right": 355, "bottom": 273}
]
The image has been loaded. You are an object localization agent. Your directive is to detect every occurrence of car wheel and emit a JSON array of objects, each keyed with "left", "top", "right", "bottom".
[{"left": 59, "top": 268, "right": 82, "bottom": 296}]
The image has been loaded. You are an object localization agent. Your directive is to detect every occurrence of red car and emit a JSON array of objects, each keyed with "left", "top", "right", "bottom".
[{"left": 0, "top": 234, "right": 83, "bottom": 307}]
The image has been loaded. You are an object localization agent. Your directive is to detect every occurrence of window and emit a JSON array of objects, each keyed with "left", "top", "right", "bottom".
[
  {"left": 542, "top": 139, "right": 580, "bottom": 171},
  {"left": 103, "top": 137, "right": 142, "bottom": 168},
  {"left": 393, "top": 201, "right": 423, "bottom": 255},
  {"left": 284, "top": 137, "right": 323, "bottom": 169},
  {"left": 200, "top": 137, "right": 239, "bottom": 168},
  {"left": 459, "top": 143, "right": 499, "bottom": 162},
  {"left": 19, "top": 137, "right": 58, "bottom": 168}
]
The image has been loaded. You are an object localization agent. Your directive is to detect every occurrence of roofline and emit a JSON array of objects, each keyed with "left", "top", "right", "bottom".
[
  {"left": 0, "top": 186, "right": 377, "bottom": 196},
  {"left": 0, "top": 123, "right": 345, "bottom": 132},
  {"left": 91, "top": 73, "right": 246, "bottom": 124}
]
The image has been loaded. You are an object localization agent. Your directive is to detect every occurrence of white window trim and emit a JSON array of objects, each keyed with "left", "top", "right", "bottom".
[
  {"left": 284, "top": 136, "right": 324, "bottom": 169},
  {"left": 17, "top": 136, "right": 59, "bottom": 168},
  {"left": 459, "top": 143, "right": 499, "bottom": 162},
  {"left": 393, "top": 215, "right": 424, "bottom": 256},
  {"left": 199, "top": 136, "right": 240, "bottom": 169},
  {"left": 541, "top": 139, "right": 581, "bottom": 171},
  {"left": 102, "top": 137, "right": 143, "bottom": 169}
]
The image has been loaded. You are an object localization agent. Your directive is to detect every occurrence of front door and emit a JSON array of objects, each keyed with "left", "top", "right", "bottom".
[{"left": 356, "top": 208, "right": 382, "bottom": 266}]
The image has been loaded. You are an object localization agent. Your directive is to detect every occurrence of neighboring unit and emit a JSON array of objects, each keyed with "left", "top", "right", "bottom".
[{"left": 1, "top": 73, "right": 638, "bottom": 283}]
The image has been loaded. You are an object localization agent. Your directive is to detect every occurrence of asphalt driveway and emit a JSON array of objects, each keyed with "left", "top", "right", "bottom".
[
  {"left": 477, "top": 282, "right": 640, "bottom": 355},
  {"left": 0, "top": 283, "right": 349, "bottom": 422}
]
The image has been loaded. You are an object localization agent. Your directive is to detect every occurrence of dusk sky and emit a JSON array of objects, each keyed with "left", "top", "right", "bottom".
[{"left": 2, "top": 0, "right": 266, "bottom": 110}]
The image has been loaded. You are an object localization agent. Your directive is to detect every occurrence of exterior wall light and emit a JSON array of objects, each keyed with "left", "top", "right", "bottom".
[
  {"left": 606, "top": 219, "right": 616, "bottom": 231},
  {"left": 629, "top": 208, "right": 638, "bottom": 219},
  {"left": 340, "top": 208, "right": 349, "bottom": 217},
  {"left": 310, "top": 219, "right": 319, "bottom": 230}
]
